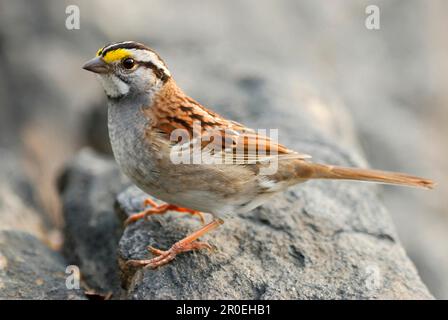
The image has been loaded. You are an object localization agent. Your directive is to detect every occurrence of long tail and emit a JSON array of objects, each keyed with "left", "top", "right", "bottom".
[{"left": 307, "top": 163, "right": 434, "bottom": 189}]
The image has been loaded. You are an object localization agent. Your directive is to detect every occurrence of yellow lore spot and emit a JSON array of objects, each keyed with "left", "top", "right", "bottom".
[{"left": 102, "top": 49, "right": 131, "bottom": 63}]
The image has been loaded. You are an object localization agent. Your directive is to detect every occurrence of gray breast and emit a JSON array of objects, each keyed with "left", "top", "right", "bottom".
[{"left": 107, "top": 98, "right": 160, "bottom": 192}]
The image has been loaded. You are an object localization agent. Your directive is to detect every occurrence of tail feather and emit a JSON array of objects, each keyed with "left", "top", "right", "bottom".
[{"left": 309, "top": 163, "right": 434, "bottom": 189}]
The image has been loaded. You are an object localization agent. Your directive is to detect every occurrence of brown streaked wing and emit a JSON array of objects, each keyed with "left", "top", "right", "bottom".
[{"left": 144, "top": 79, "right": 311, "bottom": 163}]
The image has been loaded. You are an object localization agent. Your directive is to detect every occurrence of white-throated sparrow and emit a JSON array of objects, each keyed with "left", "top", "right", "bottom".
[{"left": 83, "top": 41, "right": 433, "bottom": 268}]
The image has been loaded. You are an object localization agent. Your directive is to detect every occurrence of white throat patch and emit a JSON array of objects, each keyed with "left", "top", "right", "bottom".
[{"left": 97, "top": 74, "right": 130, "bottom": 98}]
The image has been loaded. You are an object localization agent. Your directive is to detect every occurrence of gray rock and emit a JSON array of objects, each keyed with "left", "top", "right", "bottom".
[
  {"left": 0, "top": 149, "right": 49, "bottom": 243},
  {"left": 58, "top": 149, "right": 130, "bottom": 296},
  {"left": 0, "top": 230, "right": 85, "bottom": 299},
  {"left": 0, "top": 150, "right": 86, "bottom": 300},
  {"left": 82, "top": 102, "right": 113, "bottom": 156}
]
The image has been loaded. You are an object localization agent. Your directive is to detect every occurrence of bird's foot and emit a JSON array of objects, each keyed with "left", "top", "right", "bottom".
[
  {"left": 126, "top": 241, "right": 212, "bottom": 269},
  {"left": 124, "top": 197, "right": 206, "bottom": 226},
  {"left": 125, "top": 219, "right": 223, "bottom": 269}
]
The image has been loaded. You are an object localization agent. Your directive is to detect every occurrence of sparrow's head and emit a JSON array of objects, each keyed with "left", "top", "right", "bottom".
[{"left": 83, "top": 41, "right": 171, "bottom": 99}]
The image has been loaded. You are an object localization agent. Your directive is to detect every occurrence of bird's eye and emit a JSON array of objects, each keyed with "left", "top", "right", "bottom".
[{"left": 122, "top": 58, "right": 135, "bottom": 69}]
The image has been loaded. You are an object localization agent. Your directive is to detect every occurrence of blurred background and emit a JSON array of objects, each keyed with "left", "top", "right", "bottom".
[{"left": 0, "top": 0, "right": 446, "bottom": 298}]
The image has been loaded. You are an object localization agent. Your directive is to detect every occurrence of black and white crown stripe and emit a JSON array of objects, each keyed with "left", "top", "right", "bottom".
[{"left": 100, "top": 41, "right": 171, "bottom": 80}]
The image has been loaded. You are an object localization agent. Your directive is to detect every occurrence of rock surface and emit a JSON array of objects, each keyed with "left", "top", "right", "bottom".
[
  {"left": 0, "top": 149, "right": 48, "bottom": 242},
  {"left": 0, "top": 230, "right": 85, "bottom": 299},
  {"left": 58, "top": 149, "right": 130, "bottom": 296},
  {"left": 0, "top": 150, "right": 85, "bottom": 299}
]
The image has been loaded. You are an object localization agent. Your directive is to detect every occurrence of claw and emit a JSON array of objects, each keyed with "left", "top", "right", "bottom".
[
  {"left": 147, "top": 245, "right": 165, "bottom": 256},
  {"left": 143, "top": 198, "right": 159, "bottom": 208}
]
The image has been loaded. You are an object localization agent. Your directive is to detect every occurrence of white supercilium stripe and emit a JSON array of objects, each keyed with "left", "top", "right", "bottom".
[{"left": 130, "top": 49, "right": 171, "bottom": 77}]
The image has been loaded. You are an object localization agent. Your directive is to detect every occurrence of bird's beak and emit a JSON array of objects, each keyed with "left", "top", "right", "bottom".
[{"left": 82, "top": 57, "right": 109, "bottom": 74}]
